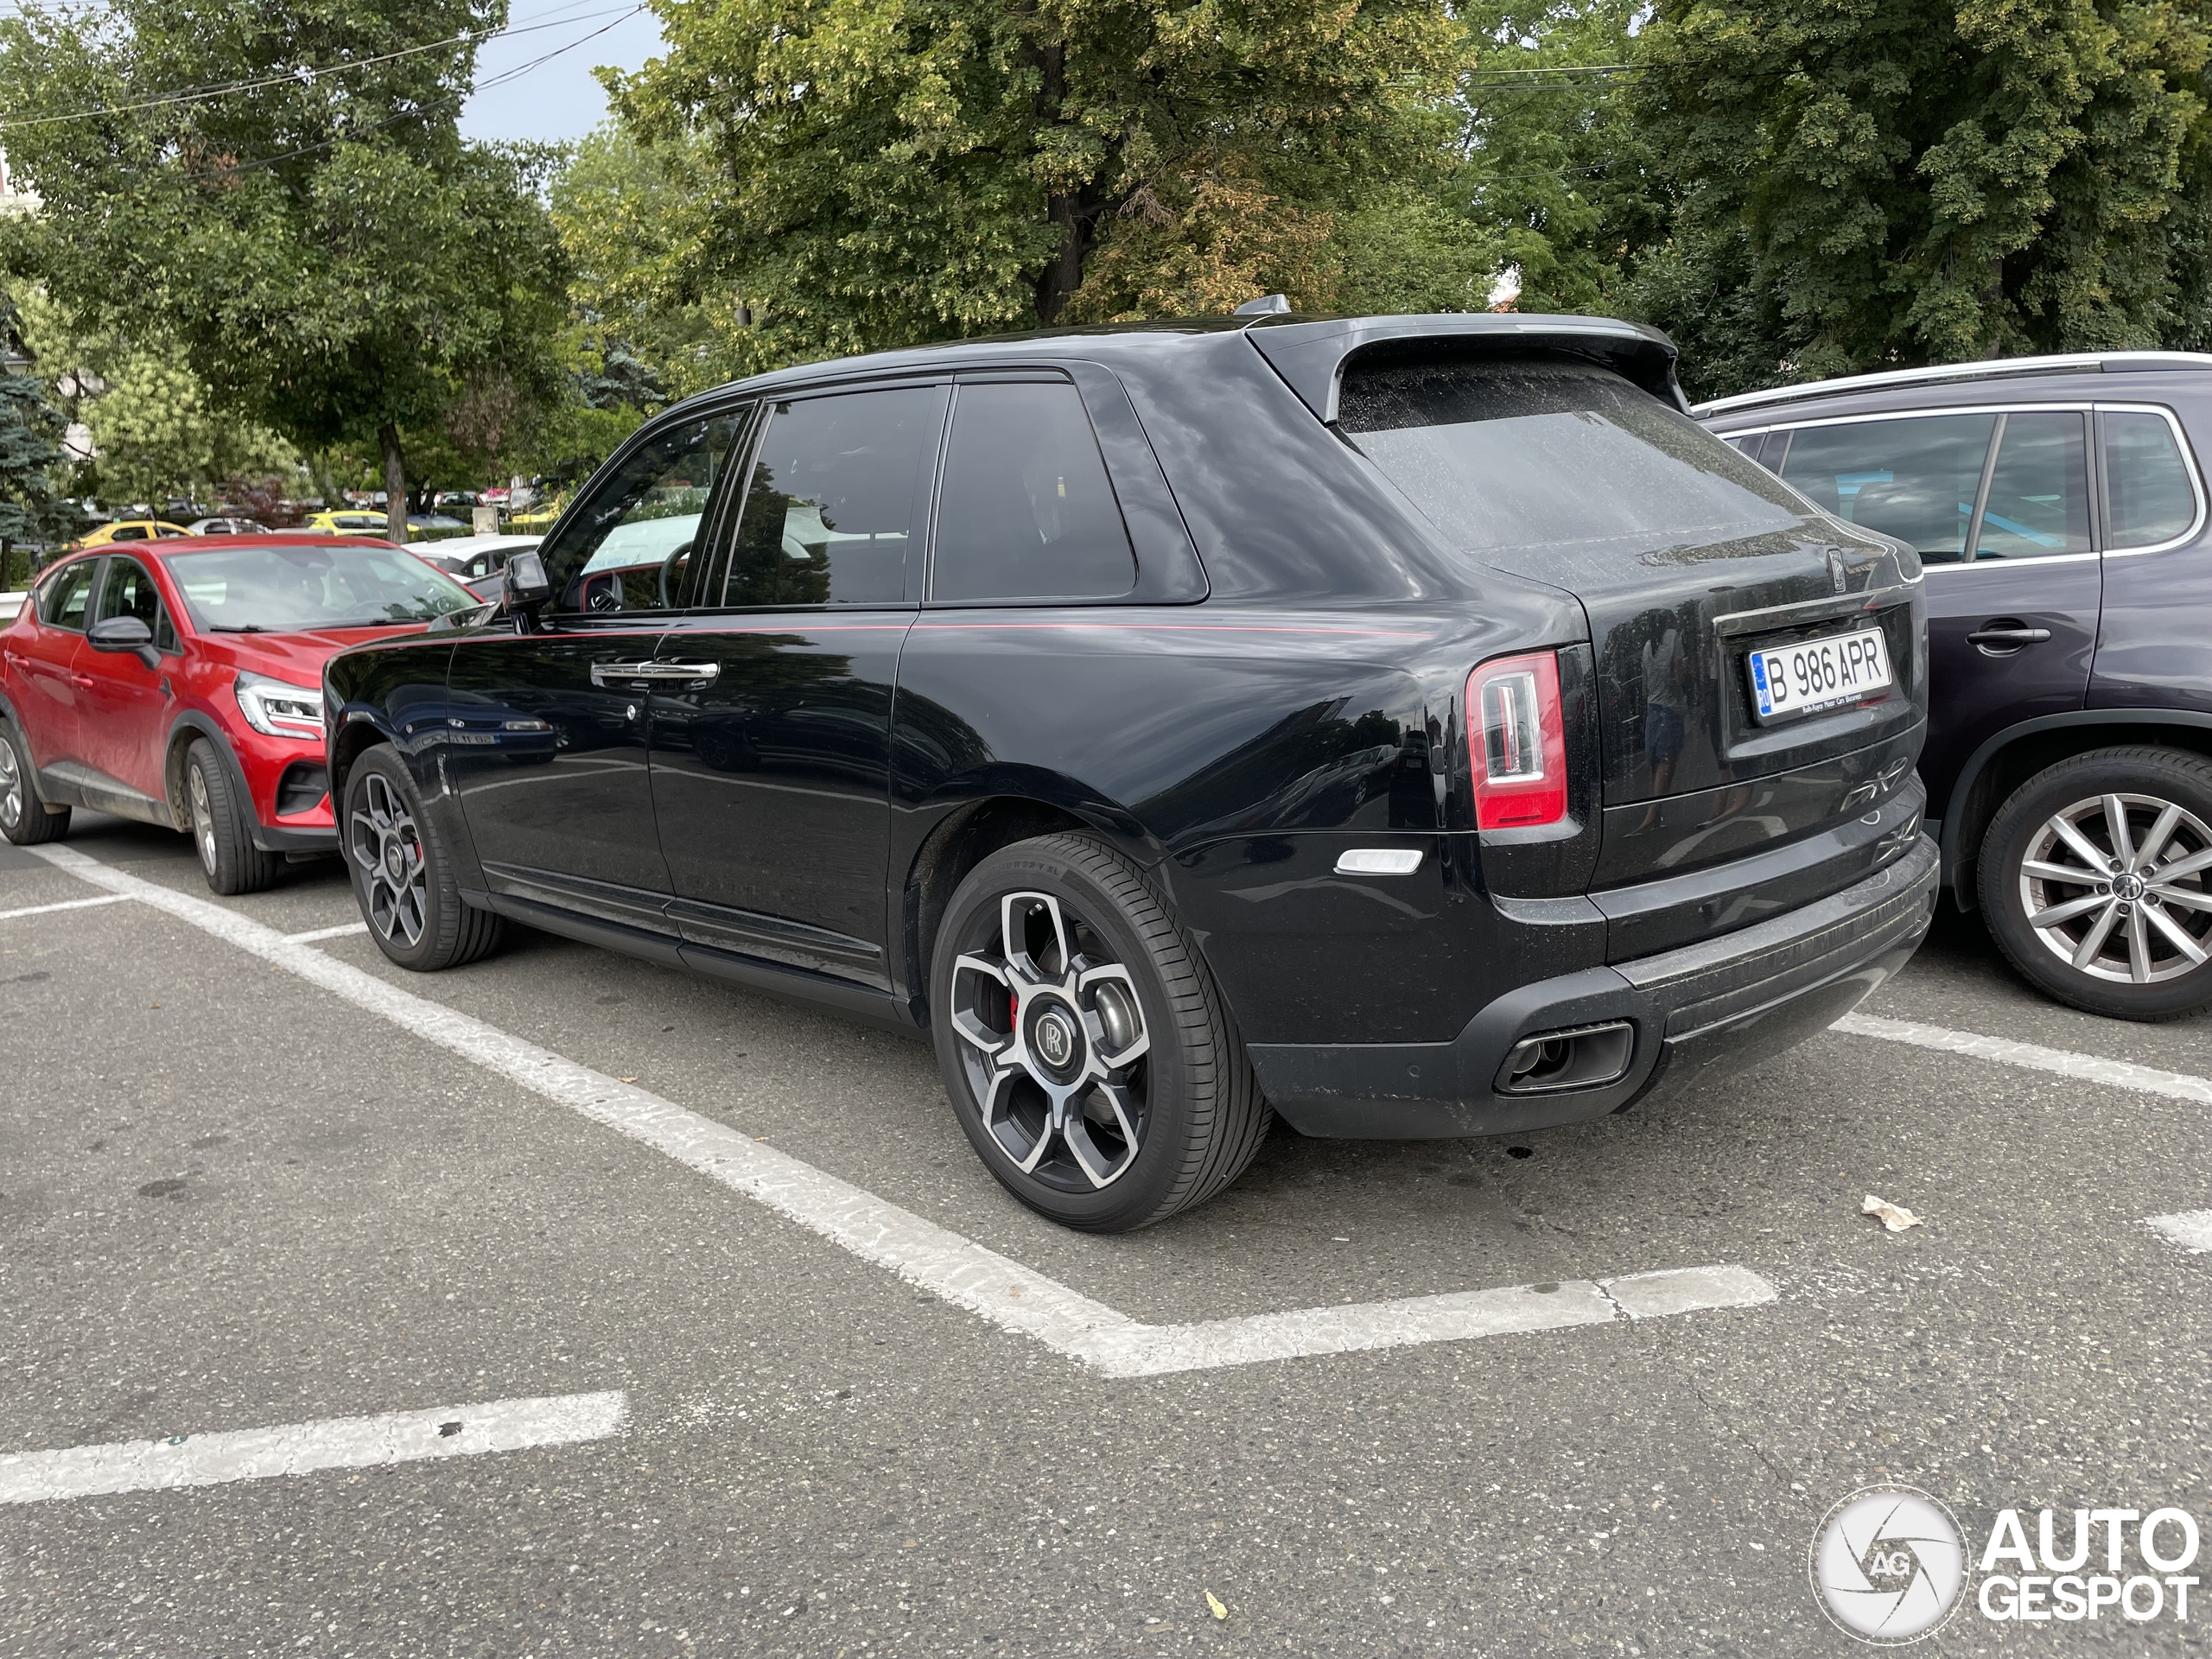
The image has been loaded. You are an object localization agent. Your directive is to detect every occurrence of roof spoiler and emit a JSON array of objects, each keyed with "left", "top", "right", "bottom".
[{"left": 1243, "top": 314, "right": 1688, "bottom": 423}]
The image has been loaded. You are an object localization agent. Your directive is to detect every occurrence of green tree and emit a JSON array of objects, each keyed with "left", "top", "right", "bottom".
[
  {"left": 1628, "top": 0, "right": 2212, "bottom": 397},
  {"left": 1458, "top": 0, "right": 1667, "bottom": 315},
  {"left": 0, "top": 292, "right": 78, "bottom": 575},
  {"left": 0, "top": 0, "right": 570, "bottom": 542},
  {"left": 598, "top": 0, "right": 1470, "bottom": 369}
]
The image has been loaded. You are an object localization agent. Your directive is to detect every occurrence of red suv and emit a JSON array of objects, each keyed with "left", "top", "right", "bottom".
[{"left": 0, "top": 536, "right": 484, "bottom": 891}]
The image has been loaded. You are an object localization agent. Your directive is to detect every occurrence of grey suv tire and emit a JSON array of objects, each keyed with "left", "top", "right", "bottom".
[
  {"left": 342, "top": 745, "right": 504, "bottom": 970},
  {"left": 930, "top": 833, "right": 1271, "bottom": 1232},
  {"left": 1980, "top": 746, "right": 2212, "bottom": 1020}
]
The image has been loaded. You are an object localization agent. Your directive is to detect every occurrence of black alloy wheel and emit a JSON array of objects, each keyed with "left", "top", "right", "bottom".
[
  {"left": 931, "top": 834, "right": 1271, "bottom": 1232},
  {"left": 1980, "top": 746, "right": 2212, "bottom": 1020},
  {"left": 185, "top": 737, "right": 281, "bottom": 895},
  {"left": 343, "top": 745, "right": 504, "bottom": 971},
  {"left": 0, "top": 721, "right": 67, "bottom": 845}
]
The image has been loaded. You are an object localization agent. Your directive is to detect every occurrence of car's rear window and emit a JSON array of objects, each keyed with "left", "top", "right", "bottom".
[{"left": 1339, "top": 355, "right": 1805, "bottom": 556}]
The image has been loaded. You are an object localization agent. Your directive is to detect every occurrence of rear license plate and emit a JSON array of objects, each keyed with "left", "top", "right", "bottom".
[{"left": 1746, "top": 627, "right": 1893, "bottom": 724}]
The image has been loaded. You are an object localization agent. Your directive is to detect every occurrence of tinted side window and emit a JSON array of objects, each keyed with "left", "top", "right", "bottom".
[
  {"left": 110, "top": 525, "right": 148, "bottom": 542},
  {"left": 720, "top": 388, "right": 939, "bottom": 608},
  {"left": 540, "top": 412, "right": 742, "bottom": 613},
  {"left": 1975, "top": 411, "right": 2091, "bottom": 559},
  {"left": 96, "top": 557, "right": 178, "bottom": 651},
  {"left": 2104, "top": 410, "right": 2197, "bottom": 549},
  {"left": 37, "top": 562, "right": 95, "bottom": 630},
  {"left": 931, "top": 381, "right": 1135, "bottom": 602},
  {"left": 1779, "top": 415, "right": 1995, "bottom": 562}
]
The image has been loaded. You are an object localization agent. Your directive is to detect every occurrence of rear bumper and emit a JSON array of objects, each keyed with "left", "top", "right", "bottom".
[{"left": 1248, "top": 833, "right": 1939, "bottom": 1138}]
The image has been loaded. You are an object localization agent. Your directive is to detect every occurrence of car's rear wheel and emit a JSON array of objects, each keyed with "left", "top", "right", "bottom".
[
  {"left": 1980, "top": 747, "right": 2212, "bottom": 1020},
  {"left": 343, "top": 745, "right": 503, "bottom": 970},
  {"left": 930, "top": 834, "right": 1271, "bottom": 1232},
  {"left": 185, "top": 738, "right": 280, "bottom": 894},
  {"left": 0, "top": 721, "right": 67, "bottom": 845}
]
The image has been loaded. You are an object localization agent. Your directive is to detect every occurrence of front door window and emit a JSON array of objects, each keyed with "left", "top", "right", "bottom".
[{"left": 539, "top": 413, "right": 744, "bottom": 614}]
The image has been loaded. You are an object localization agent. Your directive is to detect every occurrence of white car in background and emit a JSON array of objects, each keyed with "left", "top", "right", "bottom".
[
  {"left": 415, "top": 532, "right": 542, "bottom": 601},
  {"left": 187, "top": 518, "right": 270, "bottom": 535}
]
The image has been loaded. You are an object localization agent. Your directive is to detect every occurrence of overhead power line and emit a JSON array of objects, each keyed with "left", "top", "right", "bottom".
[
  {"left": 189, "top": 5, "right": 645, "bottom": 181},
  {"left": 0, "top": 0, "right": 637, "bottom": 133}
]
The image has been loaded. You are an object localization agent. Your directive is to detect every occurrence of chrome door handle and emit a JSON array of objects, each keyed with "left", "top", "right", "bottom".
[
  {"left": 589, "top": 660, "right": 720, "bottom": 686},
  {"left": 1965, "top": 626, "right": 2052, "bottom": 649}
]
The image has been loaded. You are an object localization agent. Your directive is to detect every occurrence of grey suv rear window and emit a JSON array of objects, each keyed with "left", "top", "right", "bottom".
[
  {"left": 1339, "top": 356, "right": 1802, "bottom": 555},
  {"left": 2104, "top": 411, "right": 2197, "bottom": 548}
]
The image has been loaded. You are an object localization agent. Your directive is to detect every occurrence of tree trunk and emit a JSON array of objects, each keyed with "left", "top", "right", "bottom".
[
  {"left": 378, "top": 423, "right": 407, "bottom": 545},
  {"left": 1024, "top": 37, "right": 1104, "bottom": 326}
]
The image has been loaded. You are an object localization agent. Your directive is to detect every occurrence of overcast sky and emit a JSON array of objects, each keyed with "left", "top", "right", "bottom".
[{"left": 458, "top": 1, "right": 665, "bottom": 146}]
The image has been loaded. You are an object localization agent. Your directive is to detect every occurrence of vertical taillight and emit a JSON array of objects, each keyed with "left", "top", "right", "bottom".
[{"left": 1468, "top": 652, "right": 1568, "bottom": 830}]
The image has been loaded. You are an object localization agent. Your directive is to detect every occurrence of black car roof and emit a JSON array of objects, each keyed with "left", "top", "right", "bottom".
[{"left": 658, "top": 311, "right": 1688, "bottom": 418}]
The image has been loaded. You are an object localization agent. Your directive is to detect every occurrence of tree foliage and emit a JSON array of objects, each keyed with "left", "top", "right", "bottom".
[
  {"left": 0, "top": 0, "right": 571, "bottom": 537},
  {"left": 1628, "top": 0, "right": 2212, "bottom": 397},
  {"left": 597, "top": 0, "right": 1476, "bottom": 370},
  {"left": 0, "top": 292, "right": 79, "bottom": 554}
]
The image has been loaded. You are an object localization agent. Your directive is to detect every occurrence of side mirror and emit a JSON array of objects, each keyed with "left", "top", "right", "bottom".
[
  {"left": 502, "top": 549, "right": 552, "bottom": 628},
  {"left": 88, "top": 614, "right": 160, "bottom": 670}
]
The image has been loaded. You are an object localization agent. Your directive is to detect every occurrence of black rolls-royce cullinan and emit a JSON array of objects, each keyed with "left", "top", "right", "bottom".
[{"left": 322, "top": 311, "right": 1937, "bottom": 1231}]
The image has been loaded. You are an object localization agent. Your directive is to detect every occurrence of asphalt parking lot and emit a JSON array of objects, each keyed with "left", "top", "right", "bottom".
[{"left": 3, "top": 817, "right": 2209, "bottom": 1656}]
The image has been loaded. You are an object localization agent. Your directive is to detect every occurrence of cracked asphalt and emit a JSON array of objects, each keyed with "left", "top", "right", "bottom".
[{"left": 2, "top": 815, "right": 2209, "bottom": 1656}]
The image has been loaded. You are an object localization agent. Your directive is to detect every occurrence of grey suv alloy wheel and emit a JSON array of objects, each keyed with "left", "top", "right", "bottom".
[
  {"left": 1981, "top": 747, "right": 2212, "bottom": 1020},
  {"left": 931, "top": 835, "right": 1271, "bottom": 1233}
]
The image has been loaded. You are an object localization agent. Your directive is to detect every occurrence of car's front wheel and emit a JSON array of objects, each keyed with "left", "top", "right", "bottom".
[
  {"left": 0, "top": 721, "right": 67, "bottom": 845},
  {"left": 342, "top": 746, "right": 504, "bottom": 970},
  {"left": 1980, "top": 746, "right": 2212, "bottom": 1020},
  {"left": 930, "top": 834, "right": 1271, "bottom": 1232},
  {"left": 185, "top": 738, "right": 281, "bottom": 894}
]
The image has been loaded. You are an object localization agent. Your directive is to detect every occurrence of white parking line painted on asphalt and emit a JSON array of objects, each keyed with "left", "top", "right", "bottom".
[
  {"left": 26, "top": 844, "right": 1777, "bottom": 1377},
  {"left": 283, "top": 921, "right": 371, "bottom": 943},
  {"left": 1834, "top": 1012, "right": 2212, "bottom": 1105},
  {"left": 2145, "top": 1211, "right": 2212, "bottom": 1254},
  {"left": 0, "top": 1391, "right": 626, "bottom": 1505},
  {"left": 0, "top": 892, "right": 131, "bottom": 922}
]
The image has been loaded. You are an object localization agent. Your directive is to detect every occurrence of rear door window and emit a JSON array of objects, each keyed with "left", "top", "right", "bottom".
[
  {"left": 36, "top": 561, "right": 96, "bottom": 630},
  {"left": 930, "top": 380, "right": 1136, "bottom": 602},
  {"left": 1340, "top": 355, "right": 1802, "bottom": 556},
  {"left": 1974, "top": 411, "right": 2091, "bottom": 559},
  {"left": 2102, "top": 410, "right": 2199, "bottom": 549},
  {"left": 1778, "top": 415, "right": 1996, "bottom": 563},
  {"left": 719, "top": 387, "right": 941, "bottom": 608}
]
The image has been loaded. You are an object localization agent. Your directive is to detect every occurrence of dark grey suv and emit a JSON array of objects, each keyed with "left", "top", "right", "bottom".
[{"left": 1700, "top": 353, "right": 2212, "bottom": 1020}]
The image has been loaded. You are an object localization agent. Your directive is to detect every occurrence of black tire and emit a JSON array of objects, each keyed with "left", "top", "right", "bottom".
[
  {"left": 930, "top": 833, "right": 1271, "bottom": 1232},
  {"left": 0, "top": 721, "right": 67, "bottom": 845},
  {"left": 341, "top": 744, "right": 503, "bottom": 970},
  {"left": 1979, "top": 745, "right": 2212, "bottom": 1020},
  {"left": 184, "top": 737, "right": 281, "bottom": 894}
]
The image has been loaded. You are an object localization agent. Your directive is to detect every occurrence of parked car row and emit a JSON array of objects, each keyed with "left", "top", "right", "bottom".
[
  {"left": 9, "top": 310, "right": 2204, "bottom": 1230},
  {"left": 1696, "top": 353, "right": 2212, "bottom": 1020}
]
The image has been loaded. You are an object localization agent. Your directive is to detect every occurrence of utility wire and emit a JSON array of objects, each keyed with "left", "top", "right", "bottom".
[
  {"left": 187, "top": 5, "right": 644, "bottom": 181},
  {"left": 0, "top": 0, "right": 635, "bottom": 133}
]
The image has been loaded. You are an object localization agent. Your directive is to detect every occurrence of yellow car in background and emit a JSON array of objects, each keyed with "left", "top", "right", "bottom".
[
  {"left": 303, "top": 510, "right": 398, "bottom": 538},
  {"left": 75, "top": 519, "right": 190, "bottom": 547}
]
